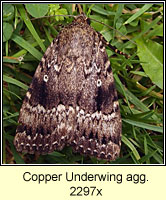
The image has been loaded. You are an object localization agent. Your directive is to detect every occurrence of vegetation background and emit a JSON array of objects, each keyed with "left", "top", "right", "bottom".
[{"left": 3, "top": 3, "right": 163, "bottom": 164}]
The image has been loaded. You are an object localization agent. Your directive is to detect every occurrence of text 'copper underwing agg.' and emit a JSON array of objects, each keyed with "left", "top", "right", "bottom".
[{"left": 14, "top": 14, "right": 122, "bottom": 161}]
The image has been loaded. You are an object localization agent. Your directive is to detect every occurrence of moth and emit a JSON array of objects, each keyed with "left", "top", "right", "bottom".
[{"left": 14, "top": 14, "right": 122, "bottom": 161}]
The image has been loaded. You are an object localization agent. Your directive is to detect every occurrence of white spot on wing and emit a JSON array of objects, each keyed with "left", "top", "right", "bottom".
[
  {"left": 47, "top": 63, "right": 51, "bottom": 68},
  {"left": 26, "top": 91, "right": 31, "bottom": 99},
  {"left": 97, "top": 79, "right": 102, "bottom": 87},
  {"left": 54, "top": 64, "right": 61, "bottom": 72},
  {"left": 105, "top": 60, "right": 110, "bottom": 70},
  {"left": 43, "top": 75, "right": 48, "bottom": 82},
  {"left": 27, "top": 135, "right": 31, "bottom": 140},
  {"left": 80, "top": 109, "right": 84, "bottom": 115}
]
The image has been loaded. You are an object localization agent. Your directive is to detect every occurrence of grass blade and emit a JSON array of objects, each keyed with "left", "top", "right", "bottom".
[
  {"left": 17, "top": 4, "right": 46, "bottom": 52},
  {"left": 123, "top": 119, "right": 163, "bottom": 133},
  {"left": 11, "top": 33, "right": 43, "bottom": 61},
  {"left": 124, "top": 4, "right": 153, "bottom": 25},
  {"left": 122, "top": 135, "right": 141, "bottom": 160},
  {"left": 3, "top": 75, "right": 28, "bottom": 90}
]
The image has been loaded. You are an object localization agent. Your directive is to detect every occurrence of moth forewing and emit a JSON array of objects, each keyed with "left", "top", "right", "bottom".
[{"left": 14, "top": 15, "right": 122, "bottom": 161}]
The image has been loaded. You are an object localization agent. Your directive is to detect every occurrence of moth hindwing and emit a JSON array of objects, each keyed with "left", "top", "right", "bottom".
[{"left": 14, "top": 15, "right": 122, "bottom": 161}]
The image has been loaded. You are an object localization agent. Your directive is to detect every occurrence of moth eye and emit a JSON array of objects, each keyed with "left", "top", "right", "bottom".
[
  {"left": 97, "top": 79, "right": 102, "bottom": 87},
  {"left": 43, "top": 75, "right": 48, "bottom": 82}
]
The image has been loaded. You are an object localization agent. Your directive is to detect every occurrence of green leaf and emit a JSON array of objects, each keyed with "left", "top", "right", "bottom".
[
  {"left": 136, "top": 37, "right": 163, "bottom": 89},
  {"left": 3, "top": 4, "right": 14, "bottom": 21},
  {"left": 122, "top": 16, "right": 161, "bottom": 49},
  {"left": 48, "top": 4, "right": 60, "bottom": 13},
  {"left": 3, "top": 22, "right": 13, "bottom": 42},
  {"left": 47, "top": 4, "right": 68, "bottom": 21},
  {"left": 129, "top": 19, "right": 139, "bottom": 27},
  {"left": 145, "top": 23, "right": 163, "bottom": 39},
  {"left": 89, "top": 15, "right": 105, "bottom": 32},
  {"left": 25, "top": 4, "right": 49, "bottom": 18},
  {"left": 63, "top": 4, "right": 73, "bottom": 15},
  {"left": 55, "top": 8, "right": 68, "bottom": 21}
]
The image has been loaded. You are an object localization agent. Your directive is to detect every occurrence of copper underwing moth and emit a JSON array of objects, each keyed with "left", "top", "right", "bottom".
[{"left": 14, "top": 14, "right": 122, "bottom": 161}]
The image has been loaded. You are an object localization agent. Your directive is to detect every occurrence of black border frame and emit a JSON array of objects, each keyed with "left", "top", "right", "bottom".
[{"left": 1, "top": 0, "right": 165, "bottom": 166}]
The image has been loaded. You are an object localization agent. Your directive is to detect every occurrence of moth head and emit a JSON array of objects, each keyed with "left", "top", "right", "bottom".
[{"left": 74, "top": 14, "right": 89, "bottom": 25}]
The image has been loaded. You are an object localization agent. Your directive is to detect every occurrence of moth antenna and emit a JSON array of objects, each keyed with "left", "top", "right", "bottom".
[
  {"left": 89, "top": 17, "right": 136, "bottom": 45},
  {"left": 106, "top": 42, "right": 130, "bottom": 59},
  {"left": 31, "top": 13, "right": 132, "bottom": 58},
  {"left": 31, "top": 14, "right": 75, "bottom": 21}
]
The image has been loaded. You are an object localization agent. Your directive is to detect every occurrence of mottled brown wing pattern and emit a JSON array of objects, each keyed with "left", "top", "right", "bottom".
[{"left": 14, "top": 15, "right": 122, "bottom": 161}]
